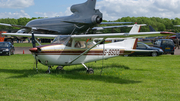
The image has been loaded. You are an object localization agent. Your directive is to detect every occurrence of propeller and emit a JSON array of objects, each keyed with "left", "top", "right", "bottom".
[
  {"left": 31, "top": 31, "right": 36, "bottom": 48},
  {"left": 31, "top": 31, "right": 38, "bottom": 72}
]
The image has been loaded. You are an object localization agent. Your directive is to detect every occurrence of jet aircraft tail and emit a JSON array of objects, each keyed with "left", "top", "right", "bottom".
[
  {"left": 129, "top": 23, "right": 146, "bottom": 33},
  {"left": 71, "top": 0, "right": 97, "bottom": 14},
  {"left": 149, "top": 25, "right": 156, "bottom": 32},
  {"left": 85, "top": 0, "right": 96, "bottom": 9}
]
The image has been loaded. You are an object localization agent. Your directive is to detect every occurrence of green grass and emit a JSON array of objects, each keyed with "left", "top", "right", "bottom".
[{"left": 0, "top": 54, "right": 180, "bottom": 101}]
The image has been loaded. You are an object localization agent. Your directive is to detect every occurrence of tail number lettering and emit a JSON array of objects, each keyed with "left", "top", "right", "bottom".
[{"left": 104, "top": 49, "right": 120, "bottom": 56}]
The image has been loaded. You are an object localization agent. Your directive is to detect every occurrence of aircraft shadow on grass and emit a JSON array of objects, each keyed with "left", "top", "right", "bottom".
[{"left": 0, "top": 64, "right": 141, "bottom": 84}]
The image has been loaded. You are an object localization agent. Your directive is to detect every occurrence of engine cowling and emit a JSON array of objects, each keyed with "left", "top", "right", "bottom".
[{"left": 91, "top": 15, "right": 102, "bottom": 24}]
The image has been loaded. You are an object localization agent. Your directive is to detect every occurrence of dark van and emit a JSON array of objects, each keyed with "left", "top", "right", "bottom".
[{"left": 153, "top": 39, "right": 175, "bottom": 55}]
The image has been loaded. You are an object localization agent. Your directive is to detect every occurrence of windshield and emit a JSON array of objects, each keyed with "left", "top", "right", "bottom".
[
  {"left": 0, "top": 43, "right": 9, "bottom": 47},
  {"left": 51, "top": 35, "right": 71, "bottom": 45}
]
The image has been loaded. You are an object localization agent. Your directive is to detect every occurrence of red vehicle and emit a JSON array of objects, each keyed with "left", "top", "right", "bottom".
[
  {"left": 0, "top": 31, "right": 14, "bottom": 44},
  {"left": 0, "top": 31, "right": 6, "bottom": 42}
]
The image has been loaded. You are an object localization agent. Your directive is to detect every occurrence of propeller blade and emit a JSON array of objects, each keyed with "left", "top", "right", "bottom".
[{"left": 31, "top": 31, "right": 36, "bottom": 48}]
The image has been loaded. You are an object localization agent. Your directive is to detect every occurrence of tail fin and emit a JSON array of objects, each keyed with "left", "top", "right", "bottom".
[
  {"left": 123, "top": 38, "right": 138, "bottom": 49},
  {"left": 129, "top": 24, "right": 146, "bottom": 33},
  {"left": 71, "top": 0, "right": 96, "bottom": 13},
  {"left": 110, "top": 38, "right": 138, "bottom": 49},
  {"left": 85, "top": 0, "right": 96, "bottom": 9},
  {"left": 149, "top": 25, "right": 156, "bottom": 32}
]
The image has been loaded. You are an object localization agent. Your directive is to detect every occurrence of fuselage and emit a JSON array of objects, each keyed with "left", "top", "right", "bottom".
[
  {"left": 26, "top": 15, "right": 95, "bottom": 35},
  {"left": 30, "top": 43, "right": 129, "bottom": 66},
  {"left": 29, "top": 36, "right": 136, "bottom": 67}
]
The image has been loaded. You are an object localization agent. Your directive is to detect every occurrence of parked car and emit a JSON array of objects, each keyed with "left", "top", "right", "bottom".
[
  {"left": 127, "top": 42, "right": 163, "bottom": 57},
  {"left": 0, "top": 42, "right": 15, "bottom": 56},
  {"left": 153, "top": 39, "right": 175, "bottom": 55}
]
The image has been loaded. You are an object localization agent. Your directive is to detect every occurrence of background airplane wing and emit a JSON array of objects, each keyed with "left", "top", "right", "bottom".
[
  {"left": 2, "top": 33, "right": 57, "bottom": 39},
  {"left": 0, "top": 23, "right": 60, "bottom": 33},
  {"left": 92, "top": 24, "right": 146, "bottom": 30},
  {"left": 2, "top": 31, "right": 174, "bottom": 39},
  {"left": 100, "top": 22, "right": 133, "bottom": 25}
]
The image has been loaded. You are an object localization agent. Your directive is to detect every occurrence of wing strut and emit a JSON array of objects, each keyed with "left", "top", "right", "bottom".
[{"left": 68, "top": 38, "right": 105, "bottom": 64}]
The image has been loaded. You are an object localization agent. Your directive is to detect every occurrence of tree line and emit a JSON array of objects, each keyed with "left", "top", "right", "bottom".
[
  {"left": 101, "top": 17, "right": 180, "bottom": 33},
  {"left": 1, "top": 17, "right": 180, "bottom": 33}
]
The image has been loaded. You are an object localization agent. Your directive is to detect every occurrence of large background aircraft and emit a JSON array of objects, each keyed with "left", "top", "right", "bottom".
[{"left": 0, "top": 0, "right": 132, "bottom": 36}]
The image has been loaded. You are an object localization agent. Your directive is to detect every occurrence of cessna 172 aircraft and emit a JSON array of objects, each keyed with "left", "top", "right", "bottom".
[
  {"left": 27, "top": 24, "right": 173, "bottom": 74},
  {"left": 0, "top": 0, "right": 132, "bottom": 36}
]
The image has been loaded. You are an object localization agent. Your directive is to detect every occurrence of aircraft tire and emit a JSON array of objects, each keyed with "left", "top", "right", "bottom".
[
  {"left": 87, "top": 68, "right": 94, "bottom": 74},
  {"left": 56, "top": 66, "right": 64, "bottom": 70}
]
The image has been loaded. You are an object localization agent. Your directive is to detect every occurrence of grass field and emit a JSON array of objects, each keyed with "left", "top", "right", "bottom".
[{"left": 0, "top": 54, "right": 180, "bottom": 101}]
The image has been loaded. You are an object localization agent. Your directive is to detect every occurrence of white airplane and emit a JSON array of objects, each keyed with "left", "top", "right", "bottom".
[{"left": 27, "top": 24, "right": 172, "bottom": 73}]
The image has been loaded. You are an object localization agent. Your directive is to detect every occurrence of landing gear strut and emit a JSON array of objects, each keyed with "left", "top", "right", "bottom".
[
  {"left": 46, "top": 66, "right": 52, "bottom": 74},
  {"left": 82, "top": 63, "right": 94, "bottom": 74}
]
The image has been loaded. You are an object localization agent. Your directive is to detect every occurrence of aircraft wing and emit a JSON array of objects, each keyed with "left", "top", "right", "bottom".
[
  {"left": 2, "top": 31, "right": 174, "bottom": 39},
  {"left": 2, "top": 33, "right": 57, "bottom": 39},
  {"left": 0, "top": 23, "right": 60, "bottom": 33},
  {"left": 174, "top": 25, "right": 180, "bottom": 27},
  {"left": 92, "top": 24, "right": 146, "bottom": 30},
  {"left": 70, "top": 31, "right": 174, "bottom": 39},
  {"left": 100, "top": 22, "right": 133, "bottom": 25}
]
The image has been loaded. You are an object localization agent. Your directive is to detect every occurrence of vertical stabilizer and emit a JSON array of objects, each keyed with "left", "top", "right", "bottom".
[
  {"left": 129, "top": 24, "right": 146, "bottom": 33},
  {"left": 85, "top": 0, "right": 96, "bottom": 9},
  {"left": 129, "top": 24, "right": 141, "bottom": 33},
  {"left": 71, "top": 0, "right": 97, "bottom": 14},
  {"left": 149, "top": 25, "right": 156, "bottom": 32}
]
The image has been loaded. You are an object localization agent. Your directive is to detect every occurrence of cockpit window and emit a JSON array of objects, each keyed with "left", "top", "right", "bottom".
[
  {"left": 74, "top": 40, "right": 95, "bottom": 49},
  {"left": 52, "top": 35, "right": 71, "bottom": 45}
]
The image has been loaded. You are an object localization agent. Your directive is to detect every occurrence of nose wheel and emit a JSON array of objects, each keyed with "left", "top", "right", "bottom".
[{"left": 82, "top": 63, "right": 94, "bottom": 74}]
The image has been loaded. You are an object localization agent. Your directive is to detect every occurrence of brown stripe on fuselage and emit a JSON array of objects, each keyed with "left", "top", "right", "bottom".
[
  {"left": 38, "top": 50, "right": 104, "bottom": 55},
  {"left": 36, "top": 49, "right": 130, "bottom": 56}
]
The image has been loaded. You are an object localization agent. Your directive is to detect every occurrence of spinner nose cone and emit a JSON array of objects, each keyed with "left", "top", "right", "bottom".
[
  {"left": 29, "top": 47, "right": 41, "bottom": 53},
  {"left": 29, "top": 48, "right": 38, "bottom": 53}
]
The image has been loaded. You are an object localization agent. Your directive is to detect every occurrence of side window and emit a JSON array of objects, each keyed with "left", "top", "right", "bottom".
[
  {"left": 74, "top": 40, "right": 95, "bottom": 49},
  {"left": 137, "top": 43, "right": 146, "bottom": 48},
  {"left": 74, "top": 41, "right": 86, "bottom": 48}
]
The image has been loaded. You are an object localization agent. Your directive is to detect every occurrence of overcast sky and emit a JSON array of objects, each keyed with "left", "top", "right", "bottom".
[{"left": 0, "top": 0, "right": 180, "bottom": 21}]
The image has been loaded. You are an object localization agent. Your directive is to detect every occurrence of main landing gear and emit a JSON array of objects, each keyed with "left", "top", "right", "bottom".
[
  {"left": 46, "top": 66, "right": 64, "bottom": 74},
  {"left": 46, "top": 66, "right": 52, "bottom": 74},
  {"left": 45, "top": 64, "right": 94, "bottom": 74},
  {"left": 82, "top": 63, "right": 94, "bottom": 74},
  {"left": 56, "top": 66, "right": 64, "bottom": 70}
]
